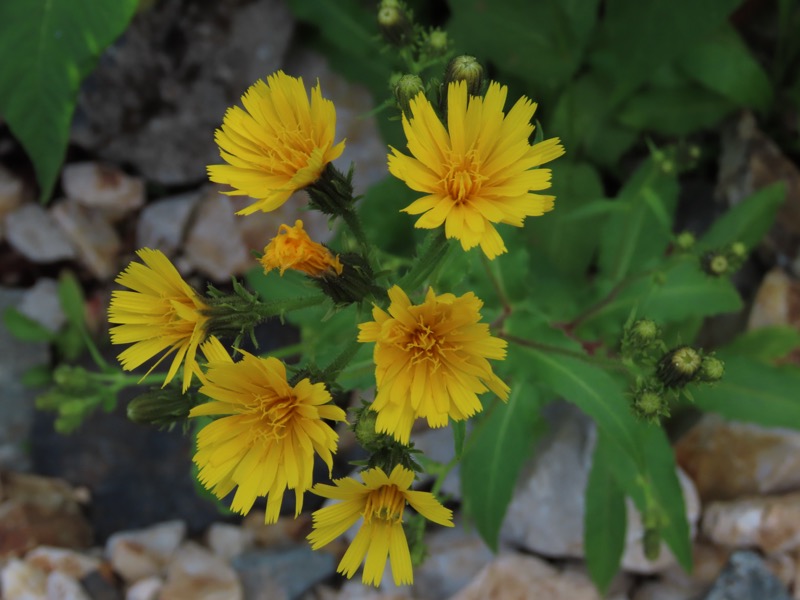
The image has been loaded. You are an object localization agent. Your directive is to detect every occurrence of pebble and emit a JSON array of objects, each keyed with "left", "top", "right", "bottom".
[
  {"left": 136, "top": 190, "right": 200, "bottom": 257},
  {"left": 232, "top": 546, "right": 335, "bottom": 600},
  {"left": 748, "top": 268, "right": 800, "bottom": 331},
  {"left": 181, "top": 189, "right": 251, "bottom": 281},
  {"left": 676, "top": 414, "right": 800, "bottom": 502},
  {"left": 702, "top": 491, "right": 800, "bottom": 554},
  {"left": 106, "top": 520, "right": 186, "bottom": 583},
  {"left": 50, "top": 200, "right": 122, "bottom": 279},
  {"left": 1, "top": 559, "right": 48, "bottom": 599},
  {"left": 126, "top": 576, "right": 163, "bottom": 600},
  {"left": 25, "top": 545, "right": 102, "bottom": 579},
  {"left": 5, "top": 203, "right": 76, "bottom": 263},
  {"left": 46, "top": 569, "right": 92, "bottom": 600},
  {"left": 702, "top": 550, "right": 791, "bottom": 600},
  {"left": 0, "top": 163, "right": 24, "bottom": 218},
  {"left": 18, "top": 278, "right": 67, "bottom": 333},
  {"left": 160, "top": 541, "right": 242, "bottom": 600},
  {"left": 205, "top": 522, "right": 254, "bottom": 561},
  {"left": 61, "top": 162, "right": 145, "bottom": 221}
]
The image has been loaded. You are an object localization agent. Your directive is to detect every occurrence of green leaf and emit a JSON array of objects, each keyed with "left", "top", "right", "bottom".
[
  {"left": 598, "top": 159, "right": 679, "bottom": 285},
  {"left": 57, "top": 271, "right": 85, "bottom": 330},
  {"left": 678, "top": 25, "right": 772, "bottom": 111},
  {"left": 699, "top": 182, "right": 786, "bottom": 251},
  {"left": 357, "top": 176, "right": 417, "bottom": 255},
  {"left": 526, "top": 161, "right": 606, "bottom": 276},
  {"left": 692, "top": 355, "right": 800, "bottom": 429},
  {"left": 0, "top": 0, "right": 138, "bottom": 202},
  {"left": 461, "top": 382, "right": 546, "bottom": 551},
  {"left": 617, "top": 85, "right": 736, "bottom": 136},
  {"left": 3, "top": 307, "right": 54, "bottom": 342},
  {"left": 451, "top": 419, "right": 466, "bottom": 460},
  {"left": 722, "top": 326, "right": 800, "bottom": 363},
  {"left": 585, "top": 435, "right": 627, "bottom": 594}
]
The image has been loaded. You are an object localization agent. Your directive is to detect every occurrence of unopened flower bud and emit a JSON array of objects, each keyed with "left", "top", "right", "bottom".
[
  {"left": 698, "top": 356, "right": 724, "bottom": 382},
  {"left": 701, "top": 251, "right": 729, "bottom": 277},
  {"left": 729, "top": 242, "right": 746, "bottom": 259},
  {"left": 622, "top": 319, "right": 660, "bottom": 358},
  {"left": 657, "top": 346, "right": 702, "bottom": 388},
  {"left": 127, "top": 388, "right": 195, "bottom": 427},
  {"left": 675, "top": 231, "right": 695, "bottom": 251},
  {"left": 425, "top": 28, "right": 449, "bottom": 56},
  {"left": 378, "top": 0, "right": 413, "bottom": 47},
  {"left": 353, "top": 405, "right": 381, "bottom": 450},
  {"left": 315, "top": 252, "right": 383, "bottom": 307},
  {"left": 394, "top": 74, "right": 425, "bottom": 119},
  {"left": 52, "top": 365, "right": 92, "bottom": 391},
  {"left": 632, "top": 389, "right": 669, "bottom": 424},
  {"left": 444, "top": 55, "right": 484, "bottom": 96}
]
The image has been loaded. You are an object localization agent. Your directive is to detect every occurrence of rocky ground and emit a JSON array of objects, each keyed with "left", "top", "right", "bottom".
[{"left": 2, "top": 0, "right": 800, "bottom": 599}]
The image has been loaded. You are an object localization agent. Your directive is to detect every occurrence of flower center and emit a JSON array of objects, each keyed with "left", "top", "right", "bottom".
[
  {"left": 444, "top": 153, "right": 485, "bottom": 204},
  {"left": 363, "top": 484, "right": 406, "bottom": 524},
  {"left": 248, "top": 394, "right": 299, "bottom": 441},
  {"left": 403, "top": 322, "right": 445, "bottom": 368}
]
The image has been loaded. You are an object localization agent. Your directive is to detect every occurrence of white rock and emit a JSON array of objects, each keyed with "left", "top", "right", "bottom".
[
  {"left": 136, "top": 191, "right": 200, "bottom": 257},
  {"left": 46, "top": 570, "right": 91, "bottom": 600},
  {"left": 26, "top": 545, "right": 101, "bottom": 579},
  {"left": 61, "top": 162, "right": 145, "bottom": 221},
  {"left": 50, "top": 200, "right": 121, "bottom": 279},
  {"left": 6, "top": 204, "right": 76, "bottom": 262},
  {"left": 206, "top": 523, "right": 254, "bottom": 561},
  {"left": 160, "top": 541, "right": 242, "bottom": 600},
  {"left": 182, "top": 189, "right": 251, "bottom": 281},
  {"left": 125, "top": 576, "right": 164, "bottom": 600},
  {"left": 1, "top": 559, "right": 47, "bottom": 600},
  {"left": 18, "top": 279, "right": 67, "bottom": 333},
  {"left": 702, "top": 491, "right": 800, "bottom": 554},
  {"left": 106, "top": 520, "right": 186, "bottom": 583}
]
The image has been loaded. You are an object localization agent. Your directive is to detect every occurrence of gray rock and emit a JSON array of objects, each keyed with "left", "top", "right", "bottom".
[
  {"left": 5, "top": 204, "right": 76, "bottom": 263},
  {"left": 18, "top": 278, "right": 67, "bottom": 333},
  {"left": 702, "top": 551, "right": 791, "bottom": 600},
  {"left": 72, "top": 0, "right": 294, "bottom": 186},
  {"left": 0, "top": 288, "right": 48, "bottom": 470},
  {"left": 136, "top": 190, "right": 201, "bottom": 257},
  {"left": 232, "top": 546, "right": 335, "bottom": 600},
  {"left": 51, "top": 200, "right": 122, "bottom": 279}
]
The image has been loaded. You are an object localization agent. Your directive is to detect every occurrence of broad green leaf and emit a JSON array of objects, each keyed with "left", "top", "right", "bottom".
[
  {"left": 550, "top": 72, "right": 617, "bottom": 159},
  {"left": 461, "top": 381, "right": 546, "bottom": 550},
  {"left": 448, "top": 0, "right": 599, "bottom": 97},
  {"left": 617, "top": 85, "right": 736, "bottom": 136},
  {"left": 722, "top": 326, "right": 800, "bottom": 363},
  {"left": 526, "top": 161, "right": 606, "bottom": 276},
  {"left": 692, "top": 355, "right": 800, "bottom": 429},
  {"left": 589, "top": 0, "right": 743, "bottom": 99},
  {"left": 358, "top": 176, "right": 417, "bottom": 255},
  {"left": 3, "top": 307, "right": 54, "bottom": 342},
  {"left": 598, "top": 159, "right": 679, "bottom": 285},
  {"left": 585, "top": 435, "right": 627, "bottom": 594},
  {"left": 699, "top": 182, "right": 786, "bottom": 251},
  {"left": 0, "top": 0, "right": 138, "bottom": 202},
  {"left": 678, "top": 25, "right": 772, "bottom": 111},
  {"left": 57, "top": 271, "right": 85, "bottom": 330}
]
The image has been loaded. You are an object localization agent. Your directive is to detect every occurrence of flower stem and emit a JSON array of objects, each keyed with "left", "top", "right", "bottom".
[
  {"left": 253, "top": 294, "right": 326, "bottom": 318},
  {"left": 501, "top": 333, "right": 625, "bottom": 372},
  {"left": 341, "top": 208, "right": 373, "bottom": 262},
  {"left": 322, "top": 337, "right": 363, "bottom": 381},
  {"left": 397, "top": 231, "right": 450, "bottom": 293}
]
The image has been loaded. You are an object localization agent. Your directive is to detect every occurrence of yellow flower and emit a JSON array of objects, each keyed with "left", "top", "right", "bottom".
[
  {"left": 189, "top": 347, "right": 347, "bottom": 523},
  {"left": 388, "top": 80, "right": 565, "bottom": 259},
  {"left": 109, "top": 248, "right": 209, "bottom": 392},
  {"left": 261, "top": 220, "right": 343, "bottom": 277},
  {"left": 358, "top": 286, "right": 509, "bottom": 444},
  {"left": 208, "top": 71, "right": 346, "bottom": 216},
  {"left": 308, "top": 465, "right": 453, "bottom": 586}
]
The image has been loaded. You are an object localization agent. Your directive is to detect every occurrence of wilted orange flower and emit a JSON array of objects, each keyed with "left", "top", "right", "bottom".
[{"left": 261, "top": 220, "right": 342, "bottom": 277}]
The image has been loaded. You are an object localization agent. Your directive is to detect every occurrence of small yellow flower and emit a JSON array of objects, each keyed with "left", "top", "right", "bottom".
[
  {"left": 358, "top": 286, "right": 509, "bottom": 444},
  {"left": 388, "top": 80, "right": 565, "bottom": 259},
  {"left": 190, "top": 346, "right": 347, "bottom": 523},
  {"left": 108, "top": 248, "right": 209, "bottom": 392},
  {"left": 261, "top": 220, "right": 343, "bottom": 277},
  {"left": 308, "top": 465, "right": 453, "bottom": 586},
  {"left": 208, "top": 71, "right": 346, "bottom": 216}
]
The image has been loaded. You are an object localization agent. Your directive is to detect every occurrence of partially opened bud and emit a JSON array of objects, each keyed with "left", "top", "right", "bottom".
[
  {"left": 444, "top": 55, "right": 484, "bottom": 96},
  {"left": 261, "top": 220, "right": 343, "bottom": 278},
  {"left": 657, "top": 346, "right": 702, "bottom": 388}
]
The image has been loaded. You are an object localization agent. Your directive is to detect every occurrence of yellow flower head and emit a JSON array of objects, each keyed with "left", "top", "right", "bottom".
[
  {"left": 208, "top": 71, "right": 346, "bottom": 216},
  {"left": 108, "top": 248, "right": 209, "bottom": 392},
  {"left": 388, "top": 80, "right": 565, "bottom": 259},
  {"left": 308, "top": 465, "right": 453, "bottom": 586},
  {"left": 358, "top": 285, "right": 509, "bottom": 444},
  {"left": 189, "top": 347, "right": 347, "bottom": 523},
  {"left": 261, "top": 220, "right": 343, "bottom": 277}
]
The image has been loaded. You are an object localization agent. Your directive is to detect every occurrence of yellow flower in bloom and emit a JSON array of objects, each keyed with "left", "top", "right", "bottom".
[
  {"left": 358, "top": 285, "right": 509, "bottom": 444},
  {"left": 109, "top": 248, "right": 209, "bottom": 392},
  {"left": 189, "top": 348, "right": 347, "bottom": 523},
  {"left": 308, "top": 465, "right": 453, "bottom": 586},
  {"left": 208, "top": 71, "right": 346, "bottom": 216},
  {"left": 261, "top": 220, "right": 343, "bottom": 277},
  {"left": 388, "top": 80, "right": 565, "bottom": 259}
]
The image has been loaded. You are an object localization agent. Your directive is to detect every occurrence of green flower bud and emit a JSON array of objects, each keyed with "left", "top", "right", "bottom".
[
  {"left": 444, "top": 55, "right": 484, "bottom": 96},
  {"left": 698, "top": 356, "right": 725, "bottom": 383},
  {"left": 729, "top": 242, "right": 747, "bottom": 259},
  {"left": 378, "top": 0, "right": 413, "bottom": 47},
  {"left": 632, "top": 388, "right": 670, "bottom": 424},
  {"left": 701, "top": 252, "right": 729, "bottom": 277},
  {"left": 353, "top": 405, "right": 382, "bottom": 449},
  {"left": 394, "top": 74, "right": 425, "bottom": 119},
  {"left": 52, "top": 365, "right": 92, "bottom": 391},
  {"left": 688, "top": 145, "right": 701, "bottom": 160},
  {"left": 315, "top": 252, "right": 383, "bottom": 307},
  {"left": 675, "top": 231, "right": 695, "bottom": 251},
  {"left": 657, "top": 346, "right": 702, "bottom": 388},
  {"left": 127, "top": 388, "right": 195, "bottom": 427},
  {"left": 425, "top": 28, "right": 449, "bottom": 56}
]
